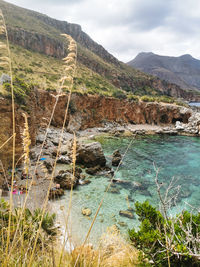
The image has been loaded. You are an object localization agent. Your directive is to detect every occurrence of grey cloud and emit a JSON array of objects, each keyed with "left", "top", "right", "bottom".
[
  {"left": 5, "top": 0, "right": 200, "bottom": 62},
  {"left": 7, "top": 0, "right": 84, "bottom": 5}
]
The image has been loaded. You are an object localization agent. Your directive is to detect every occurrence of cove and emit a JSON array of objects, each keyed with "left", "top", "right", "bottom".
[{"left": 52, "top": 135, "right": 200, "bottom": 246}]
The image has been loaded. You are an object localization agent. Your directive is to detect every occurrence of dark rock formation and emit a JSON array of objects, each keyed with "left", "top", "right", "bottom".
[
  {"left": 49, "top": 188, "right": 64, "bottom": 200},
  {"left": 111, "top": 150, "right": 122, "bottom": 166},
  {"left": 76, "top": 142, "right": 106, "bottom": 167},
  {"left": 54, "top": 171, "right": 79, "bottom": 190}
]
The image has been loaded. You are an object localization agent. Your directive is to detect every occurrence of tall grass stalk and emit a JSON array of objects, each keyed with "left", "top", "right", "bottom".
[
  {"left": 58, "top": 132, "right": 77, "bottom": 266},
  {"left": 0, "top": 9, "right": 16, "bottom": 263}
]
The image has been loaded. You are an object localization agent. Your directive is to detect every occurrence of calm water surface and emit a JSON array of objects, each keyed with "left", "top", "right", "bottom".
[{"left": 53, "top": 135, "right": 200, "bottom": 245}]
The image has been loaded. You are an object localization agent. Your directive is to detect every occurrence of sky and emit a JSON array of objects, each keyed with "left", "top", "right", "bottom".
[{"left": 6, "top": 0, "right": 200, "bottom": 62}]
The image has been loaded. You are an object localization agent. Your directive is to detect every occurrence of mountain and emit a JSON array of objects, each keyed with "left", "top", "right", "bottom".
[
  {"left": 0, "top": 0, "right": 199, "bottom": 100},
  {"left": 128, "top": 52, "right": 200, "bottom": 92}
]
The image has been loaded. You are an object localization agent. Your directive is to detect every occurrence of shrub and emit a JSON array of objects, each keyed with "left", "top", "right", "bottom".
[
  {"left": 140, "top": 95, "right": 156, "bottom": 102},
  {"left": 129, "top": 201, "right": 200, "bottom": 266},
  {"left": 112, "top": 90, "right": 127, "bottom": 99},
  {"left": 3, "top": 76, "right": 32, "bottom": 105},
  {"left": 156, "top": 95, "right": 174, "bottom": 103},
  {"left": 127, "top": 94, "right": 139, "bottom": 102}
]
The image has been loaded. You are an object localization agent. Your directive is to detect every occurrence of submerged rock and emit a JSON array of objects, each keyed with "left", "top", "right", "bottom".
[
  {"left": 119, "top": 210, "right": 134, "bottom": 219},
  {"left": 118, "top": 221, "right": 128, "bottom": 227},
  {"left": 111, "top": 149, "right": 122, "bottom": 166},
  {"left": 107, "top": 187, "right": 120, "bottom": 194},
  {"left": 82, "top": 208, "right": 92, "bottom": 216},
  {"left": 79, "top": 179, "right": 91, "bottom": 185}
]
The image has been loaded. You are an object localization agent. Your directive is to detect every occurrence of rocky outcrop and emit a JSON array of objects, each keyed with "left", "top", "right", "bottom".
[
  {"left": 0, "top": 90, "right": 195, "bottom": 166},
  {"left": 76, "top": 142, "right": 106, "bottom": 167},
  {"left": 54, "top": 170, "right": 79, "bottom": 190},
  {"left": 175, "top": 113, "right": 200, "bottom": 135}
]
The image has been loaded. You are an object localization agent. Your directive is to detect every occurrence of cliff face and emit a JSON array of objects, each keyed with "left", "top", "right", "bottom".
[
  {"left": 0, "top": 90, "right": 192, "bottom": 166},
  {"left": 8, "top": 27, "right": 65, "bottom": 58}
]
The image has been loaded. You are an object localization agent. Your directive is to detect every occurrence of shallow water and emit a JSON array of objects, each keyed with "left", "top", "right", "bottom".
[{"left": 52, "top": 135, "right": 200, "bottom": 246}]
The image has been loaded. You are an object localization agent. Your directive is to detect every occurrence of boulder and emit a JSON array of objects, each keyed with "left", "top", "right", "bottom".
[
  {"left": 111, "top": 150, "right": 122, "bottom": 166},
  {"left": 0, "top": 73, "right": 11, "bottom": 85},
  {"left": 43, "top": 157, "right": 54, "bottom": 173},
  {"left": 79, "top": 179, "right": 91, "bottom": 185},
  {"left": 82, "top": 208, "right": 92, "bottom": 216},
  {"left": 49, "top": 188, "right": 64, "bottom": 200},
  {"left": 107, "top": 187, "right": 120, "bottom": 194},
  {"left": 57, "top": 155, "right": 71, "bottom": 164},
  {"left": 54, "top": 171, "right": 79, "bottom": 190},
  {"left": 76, "top": 142, "right": 106, "bottom": 167},
  {"left": 86, "top": 165, "right": 101, "bottom": 175},
  {"left": 119, "top": 210, "right": 134, "bottom": 219}
]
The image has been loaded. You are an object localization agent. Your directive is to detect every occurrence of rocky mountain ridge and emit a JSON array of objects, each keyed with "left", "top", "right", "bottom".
[
  {"left": 128, "top": 52, "right": 200, "bottom": 92},
  {"left": 0, "top": 0, "right": 199, "bottom": 100}
]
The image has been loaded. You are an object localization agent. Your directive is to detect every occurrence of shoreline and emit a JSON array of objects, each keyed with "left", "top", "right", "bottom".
[{"left": 2, "top": 121, "right": 200, "bottom": 249}]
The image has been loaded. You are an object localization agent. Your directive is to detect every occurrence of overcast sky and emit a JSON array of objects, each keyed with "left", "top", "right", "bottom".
[{"left": 6, "top": 0, "right": 200, "bottom": 62}]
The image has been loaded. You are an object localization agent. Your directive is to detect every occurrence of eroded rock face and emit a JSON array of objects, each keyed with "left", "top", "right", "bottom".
[
  {"left": 0, "top": 90, "right": 195, "bottom": 167},
  {"left": 175, "top": 112, "right": 200, "bottom": 135},
  {"left": 76, "top": 142, "right": 106, "bottom": 167}
]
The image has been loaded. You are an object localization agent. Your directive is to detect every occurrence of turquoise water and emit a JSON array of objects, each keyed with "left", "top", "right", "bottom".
[{"left": 53, "top": 135, "right": 200, "bottom": 246}]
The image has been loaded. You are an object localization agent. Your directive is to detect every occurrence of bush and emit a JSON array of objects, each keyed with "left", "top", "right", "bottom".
[
  {"left": 3, "top": 76, "right": 32, "bottom": 105},
  {"left": 156, "top": 96, "right": 174, "bottom": 103},
  {"left": 129, "top": 201, "right": 200, "bottom": 266},
  {"left": 140, "top": 95, "right": 156, "bottom": 102},
  {"left": 127, "top": 94, "right": 139, "bottom": 102},
  {"left": 112, "top": 90, "right": 127, "bottom": 99}
]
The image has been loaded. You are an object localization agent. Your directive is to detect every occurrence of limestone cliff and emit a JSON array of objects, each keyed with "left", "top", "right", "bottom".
[{"left": 0, "top": 90, "right": 192, "bottom": 167}]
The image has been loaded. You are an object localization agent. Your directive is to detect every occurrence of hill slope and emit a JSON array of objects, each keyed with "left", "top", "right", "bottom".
[
  {"left": 128, "top": 52, "right": 200, "bottom": 92},
  {"left": 0, "top": 0, "right": 199, "bottom": 100}
]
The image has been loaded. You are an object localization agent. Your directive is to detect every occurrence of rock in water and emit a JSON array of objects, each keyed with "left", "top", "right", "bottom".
[
  {"left": 54, "top": 171, "right": 79, "bottom": 189},
  {"left": 119, "top": 210, "right": 134, "bottom": 219},
  {"left": 82, "top": 208, "right": 92, "bottom": 216},
  {"left": 49, "top": 188, "right": 64, "bottom": 199},
  {"left": 76, "top": 142, "right": 106, "bottom": 167},
  {"left": 111, "top": 149, "right": 122, "bottom": 166}
]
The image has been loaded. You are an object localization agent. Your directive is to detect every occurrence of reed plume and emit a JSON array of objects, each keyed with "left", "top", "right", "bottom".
[{"left": 21, "top": 113, "right": 31, "bottom": 176}]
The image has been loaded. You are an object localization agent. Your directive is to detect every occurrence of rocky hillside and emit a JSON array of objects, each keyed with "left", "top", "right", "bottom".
[
  {"left": 0, "top": 0, "right": 199, "bottom": 100},
  {"left": 128, "top": 52, "right": 200, "bottom": 92},
  {"left": 0, "top": 88, "right": 193, "bottom": 168}
]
